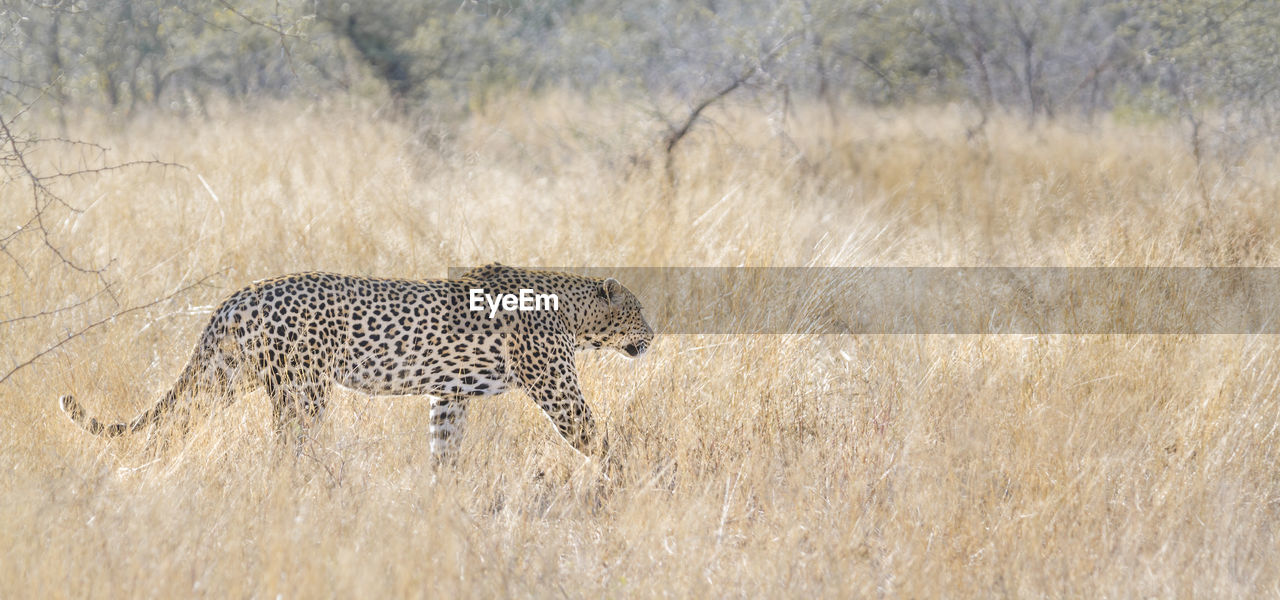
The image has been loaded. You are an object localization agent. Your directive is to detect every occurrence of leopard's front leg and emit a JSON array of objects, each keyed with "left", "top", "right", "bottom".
[{"left": 511, "top": 330, "right": 607, "bottom": 459}]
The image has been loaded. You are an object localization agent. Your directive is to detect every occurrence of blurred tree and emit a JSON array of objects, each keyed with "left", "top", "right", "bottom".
[
  {"left": 0, "top": 0, "right": 1278, "bottom": 143},
  {"left": 1126, "top": 0, "right": 1280, "bottom": 156}
]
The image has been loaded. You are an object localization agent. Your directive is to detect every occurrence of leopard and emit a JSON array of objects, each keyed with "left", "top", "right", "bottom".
[{"left": 59, "top": 263, "right": 654, "bottom": 465}]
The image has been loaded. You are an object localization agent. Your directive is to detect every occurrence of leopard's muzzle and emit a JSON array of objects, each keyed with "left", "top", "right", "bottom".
[{"left": 623, "top": 341, "right": 647, "bottom": 357}]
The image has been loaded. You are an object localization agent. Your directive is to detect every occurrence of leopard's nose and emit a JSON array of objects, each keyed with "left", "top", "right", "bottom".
[{"left": 624, "top": 343, "right": 640, "bottom": 357}]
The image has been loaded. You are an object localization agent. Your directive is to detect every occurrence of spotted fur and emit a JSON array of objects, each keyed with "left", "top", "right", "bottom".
[{"left": 59, "top": 264, "right": 654, "bottom": 463}]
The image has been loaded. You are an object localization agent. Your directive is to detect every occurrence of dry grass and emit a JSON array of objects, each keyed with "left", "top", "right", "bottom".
[{"left": 3, "top": 95, "right": 1280, "bottom": 597}]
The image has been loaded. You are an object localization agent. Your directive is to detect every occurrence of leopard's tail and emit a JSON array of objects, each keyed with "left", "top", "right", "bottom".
[
  {"left": 59, "top": 291, "right": 255, "bottom": 438},
  {"left": 58, "top": 344, "right": 213, "bottom": 437},
  {"left": 59, "top": 387, "right": 182, "bottom": 437}
]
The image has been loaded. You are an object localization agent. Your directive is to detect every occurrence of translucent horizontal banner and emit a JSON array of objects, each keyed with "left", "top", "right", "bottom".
[{"left": 448, "top": 267, "right": 1280, "bottom": 334}]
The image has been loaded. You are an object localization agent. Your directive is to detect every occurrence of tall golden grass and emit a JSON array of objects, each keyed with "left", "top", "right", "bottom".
[{"left": 2, "top": 95, "right": 1279, "bottom": 597}]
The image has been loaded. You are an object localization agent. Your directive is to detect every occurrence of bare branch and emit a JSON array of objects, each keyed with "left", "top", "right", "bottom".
[
  {"left": 39, "top": 158, "right": 188, "bottom": 182},
  {"left": 213, "top": 0, "right": 301, "bottom": 39},
  {"left": 663, "top": 71, "right": 750, "bottom": 157},
  {"left": 0, "top": 284, "right": 116, "bottom": 326},
  {"left": 213, "top": 0, "right": 305, "bottom": 84},
  {"left": 660, "top": 35, "right": 798, "bottom": 189},
  {"left": 0, "top": 272, "right": 223, "bottom": 386}
]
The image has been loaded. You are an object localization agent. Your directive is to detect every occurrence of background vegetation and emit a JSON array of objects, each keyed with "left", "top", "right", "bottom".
[
  {"left": 3, "top": 1, "right": 1280, "bottom": 596},
  {"left": 7, "top": 1, "right": 1280, "bottom": 123}
]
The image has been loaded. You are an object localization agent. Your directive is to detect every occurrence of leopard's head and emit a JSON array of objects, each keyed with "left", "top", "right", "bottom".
[{"left": 581, "top": 278, "right": 653, "bottom": 358}]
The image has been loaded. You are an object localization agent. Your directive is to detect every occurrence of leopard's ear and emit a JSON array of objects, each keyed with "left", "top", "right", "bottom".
[{"left": 598, "top": 278, "right": 623, "bottom": 304}]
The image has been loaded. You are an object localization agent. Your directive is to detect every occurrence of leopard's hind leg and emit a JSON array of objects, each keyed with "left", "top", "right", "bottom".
[
  {"left": 429, "top": 394, "right": 470, "bottom": 466},
  {"left": 267, "top": 373, "right": 332, "bottom": 445}
]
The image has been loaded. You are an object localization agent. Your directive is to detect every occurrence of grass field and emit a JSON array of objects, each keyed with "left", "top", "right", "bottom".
[{"left": 3, "top": 96, "right": 1279, "bottom": 597}]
